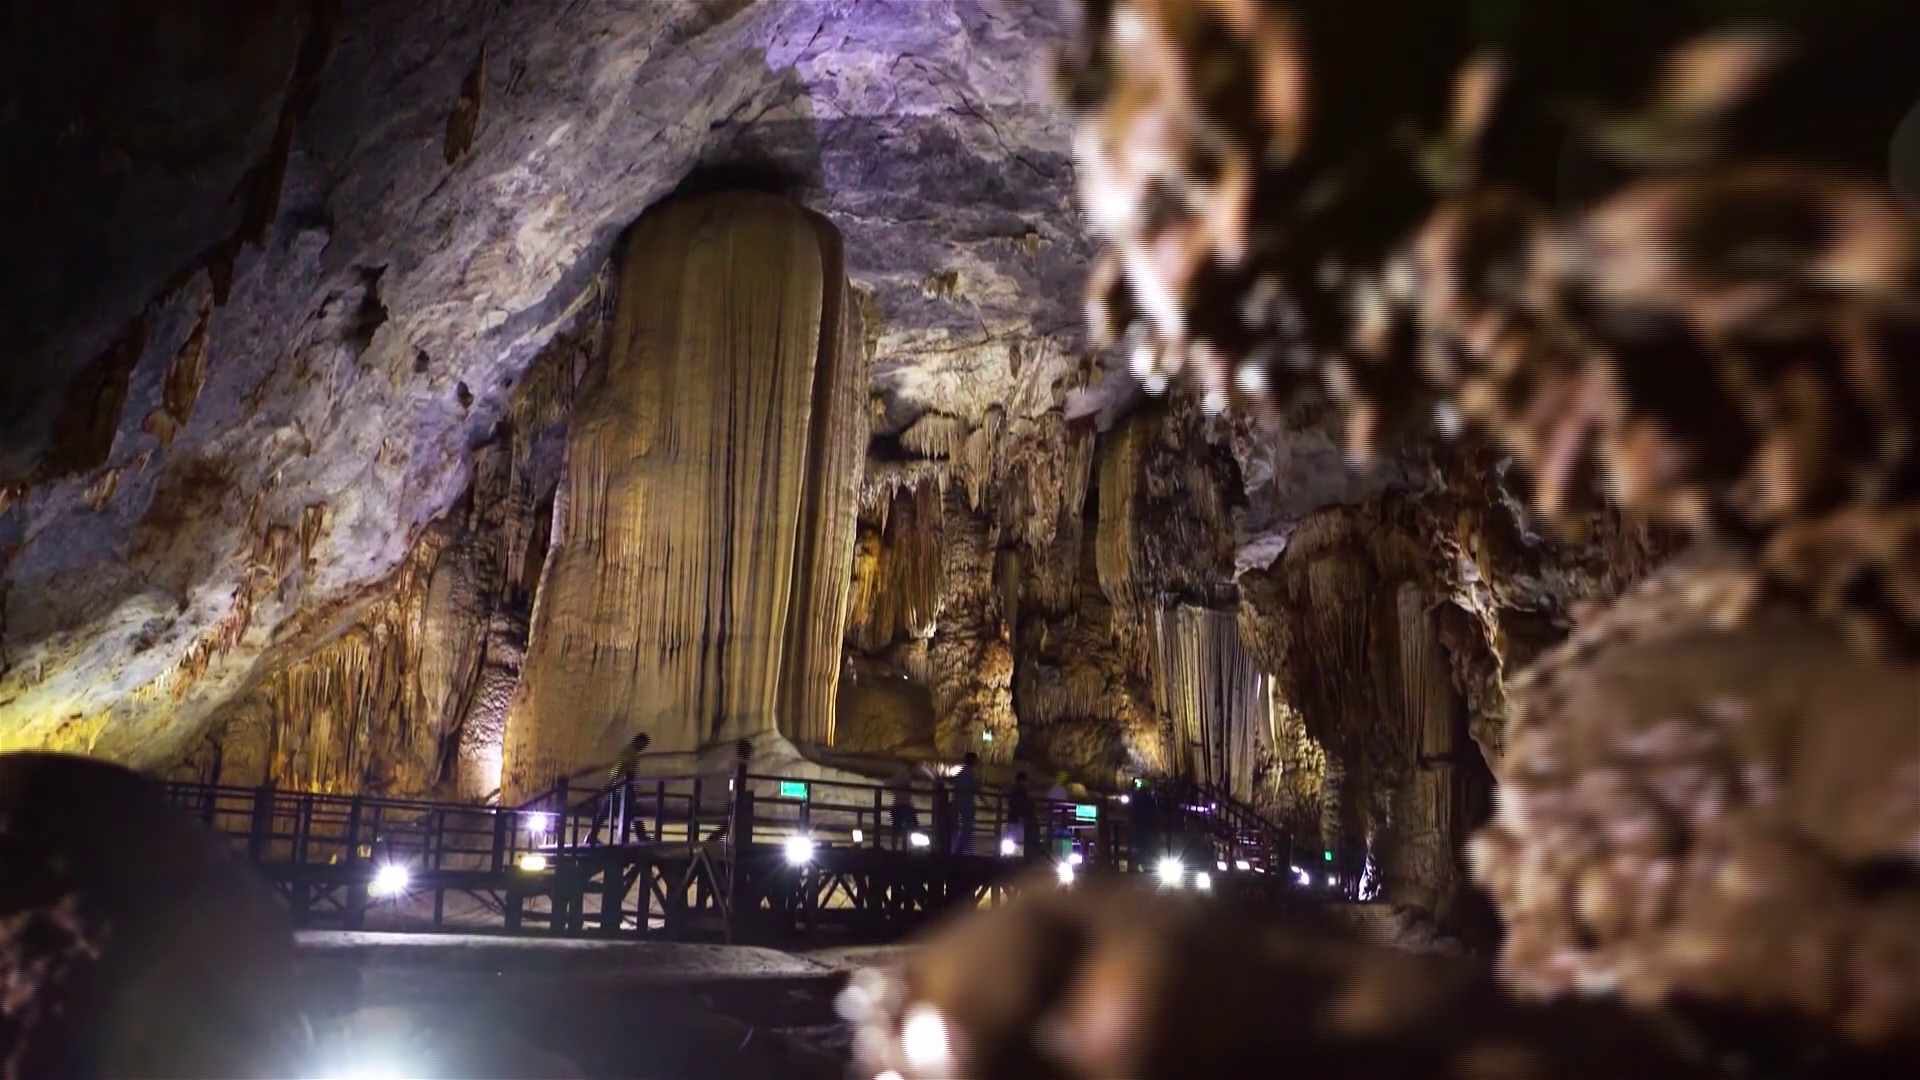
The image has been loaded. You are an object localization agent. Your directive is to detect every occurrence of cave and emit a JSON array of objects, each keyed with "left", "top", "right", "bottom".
[{"left": 4, "top": 1, "right": 1920, "bottom": 1078}]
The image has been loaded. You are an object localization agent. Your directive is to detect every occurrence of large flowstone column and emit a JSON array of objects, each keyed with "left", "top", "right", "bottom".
[{"left": 499, "top": 192, "right": 860, "bottom": 799}]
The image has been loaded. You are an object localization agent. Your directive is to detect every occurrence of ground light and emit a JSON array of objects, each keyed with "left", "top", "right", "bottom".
[
  {"left": 369, "top": 863, "right": 410, "bottom": 899},
  {"left": 1156, "top": 856, "right": 1184, "bottom": 889},
  {"left": 1055, "top": 860, "right": 1076, "bottom": 886},
  {"left": 1066, "top": 850, "right": 1084, "bottom": 867},
  {"left": 909, "top": 831, "right": 931, "bottom": 848},
  {"left": 784, "top": 834, "right": 816, "bottom": 866},
  {"left": 517, "top": 853, "right": 548, "bottom": 872},
  {"left": 999, "top": 836, "right": 1017, "bottom": 856},
  {"left": 314, "top": 1062, "right": 417, "bottom": 1080},
  {"left": 1235, "top": 859, "right": 1252, "bottom": 871},
  {"left": 900, "top": 1005, "right": 952, "bottom": 1073},
  {"left": 852, "top": 828, "right": 864, "bottom": 844},
  {"left": 1194, "top": 871, "right": 1212, "bottom": 891},
  {"left": 1291, "top": 865, "right": 1311, "bottom": 887}
]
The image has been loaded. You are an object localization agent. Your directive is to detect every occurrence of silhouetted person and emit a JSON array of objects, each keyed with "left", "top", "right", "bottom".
[
  {"left": 1046, "top": 771, "right": 1071, "bottom": 857},
  {"left": 1129, "top": 778, "right": 1159, "bottom": 870},
  {"left": 592, "top": 733, "right": 650, "bottom": 844},
  {"left": 952, "top": 753, "right": 981, "bottom": 855},
  {"left": 1007, "top": 770, "right": 1034, "bottom": 858},
  {"left": 932, "top": 775, "right": 952, "bottom": 853},
  {"left": 712, "top": 738, "right": 756, "bottom": 843},
  {"left": 889, "top": 766, "right": 920, "bottom": 849}
]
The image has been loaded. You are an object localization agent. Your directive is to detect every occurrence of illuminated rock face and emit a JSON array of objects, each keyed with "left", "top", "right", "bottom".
[
  {"left": 0, "top": 0, "right": 1662, "bottom": 923},
  {"left": 0, "top": 0, "right": 1087, "bottom": 779},
  {"left": 497, "top": 193, "right": 861, "bottom": 799}
]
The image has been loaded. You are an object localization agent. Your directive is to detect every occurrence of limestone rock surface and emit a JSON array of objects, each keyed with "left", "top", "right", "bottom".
[{"left": 0, "top": 0, "right": 1089, "bottom": 770}]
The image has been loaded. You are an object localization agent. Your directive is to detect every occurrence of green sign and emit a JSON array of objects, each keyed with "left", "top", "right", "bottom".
[
  {"left": 1074, "top": 803, "right": 1098, "bottom": 822},
  {"left": 778, "top": 780, "right": 809, "bottom": 799},
  {"left": 1324, "top": 850, "right": 1333, "bottom": 862}
]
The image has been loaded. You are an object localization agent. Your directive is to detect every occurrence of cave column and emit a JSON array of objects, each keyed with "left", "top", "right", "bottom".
[{"left": 498, "top": 193, "right": 858, "bottom": 801}]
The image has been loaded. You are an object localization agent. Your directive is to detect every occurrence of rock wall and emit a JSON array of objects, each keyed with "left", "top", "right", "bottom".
[
  {"left": 170, "top": 310, "right": 594, "bottom": 798},
  {"left": 496, "top": 193, "right": 857, "bottom": 799}
]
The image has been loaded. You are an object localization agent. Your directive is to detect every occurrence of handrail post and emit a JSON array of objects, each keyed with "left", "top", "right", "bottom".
[
  {"left": 490, "top": 805, "right": 509, "bottom": 874},
  {"left": 872, "top": 788, "right": 883, "bottom": 849},
  {"left": 690, "top": 777, "right": 704, "bottom": 848},
  {"left": 726, "top": 763, "right": 752, "bottom": 945},
  {"left": 556, "top": 779, "right": 571, "bottom": 851},
  {"left": 247, "top": 783, "right": 275, "bottom": 863}
]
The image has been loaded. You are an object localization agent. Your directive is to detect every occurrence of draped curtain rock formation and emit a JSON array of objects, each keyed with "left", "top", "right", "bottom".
[
  {"left": 1147, "top": 605, "right": 1272, "bottom": 805},
  {"left": 1238, "top": 502, "right": 1479, "bottom": 908},
  {"left": 499, "top": 193, "right": 858, "bottom": 801}
]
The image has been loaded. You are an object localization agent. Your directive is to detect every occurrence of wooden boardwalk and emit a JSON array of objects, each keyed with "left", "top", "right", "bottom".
[{"left": 159, "top": 769, "right": 1296, "bottom": 945}]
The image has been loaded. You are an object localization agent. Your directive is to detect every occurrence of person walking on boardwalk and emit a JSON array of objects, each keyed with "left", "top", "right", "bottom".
[
  {"left": 1006, "top": 770, "right": 1034, "bottom": 857},
  {"left": 952, "top": 752, "right": 981, "bottom": 855},
  {"left": 592, "top": 732, "right": 650, "bottom": 845},
  {"left": 889, "top": 765, "right": 921, "bottom": 850}
]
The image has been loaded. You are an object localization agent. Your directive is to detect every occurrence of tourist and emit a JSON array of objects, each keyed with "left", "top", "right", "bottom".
[
  {"left": 952, "top": 753, "right": 980, "bottom": 854},
  {"left": 1006, "top": 771, "right": 1033, "bottom": 857},
  {"left": 592, "top": 732, "right": 649, "bottom": 845},
  {"left": 889, "top": 766, "right": 920, "bottom": 849},
  {"left": 1129, "top": 777, "right": 1159, "bottom": 871}
]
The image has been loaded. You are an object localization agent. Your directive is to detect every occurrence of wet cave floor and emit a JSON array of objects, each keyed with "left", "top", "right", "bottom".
[{"left": 290, "top": 935, "right": 898, "bottom": 1079}]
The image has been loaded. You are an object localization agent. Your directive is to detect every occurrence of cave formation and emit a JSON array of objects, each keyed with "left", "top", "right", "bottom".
[{"left": 3, "top": 0, "right": 1920, "bottom": 1077}]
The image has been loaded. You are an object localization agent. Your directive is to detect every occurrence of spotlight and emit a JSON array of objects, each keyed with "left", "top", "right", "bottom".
[
  {"left": 523, "top": 811, "right": 552, "bottom": 836},
  {"left": 1055, "top": 860, "right": 1076, "bottom": 886},
  {"left": 852, "top": 828, "right": 864, "bottom": 844},
  {"left": 369, "top": 863, "right": 410, "bottom": 899},
  {"left": 981, "top": 731, "right": 994, "bottom": 743},
  {"left": 783, "top": 834, "right": 816, "bottom": 866},
  {"left": 1292, "top": 865, "right": 1311, "bottom": 887},
  {"left": 1216, "top": 860, "right": 1228, "bottom": 872},
  {"left": 1326, "top": 875, "right": 1338, "bottom": 888},
  {"left": 1067, "top": 850, "right": 1084, "bottom": 866},
  {"left": 909, "top": 831, "right": 931, "bottom": 849},
  {"left": 1118, "top": 794, "right": 1130, "bottom": 805},
  {"left": 999, "top": 837, "right": 1017, "bottom": 857},
  {"left": 517, "top": 853, "right": 548, "bottom": 872},
  {"left": 1235, "top": 859, "right": 1252, "bottom": 871},
  {"left": 1194, "top": 871, "right": 1212, "bottom": 891},
  {"left": 1156, "top": 856, "right": 1184, "bottom": 889}
]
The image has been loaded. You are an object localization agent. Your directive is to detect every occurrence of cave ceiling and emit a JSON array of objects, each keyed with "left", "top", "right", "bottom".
[{"left": 0, "top": 0, "right": 1147, "bottom": 762}]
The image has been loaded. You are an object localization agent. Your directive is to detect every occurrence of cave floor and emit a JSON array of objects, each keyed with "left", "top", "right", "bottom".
[{"left": 294, "top": 933, "right": 876, "bottom": 1078}]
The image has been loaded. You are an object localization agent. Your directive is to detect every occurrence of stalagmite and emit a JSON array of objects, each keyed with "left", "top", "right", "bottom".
[{"left": 500, "top": 193, "right": 856, "bottom": 799}]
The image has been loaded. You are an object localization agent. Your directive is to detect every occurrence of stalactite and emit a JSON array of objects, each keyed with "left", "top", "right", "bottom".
[
  {"left": 1147, "top": 605, "right": 1271, "bottom": 804},
  {"left": 1015, "top": 497, "right": 1165, "bottom": 787},
  {"left": 1094, "top": 404, "right": 1237, "bottom": 620},
  {"left": 927, "top": 486, "right": 1015, "bottom": 759},
  {"left": 500, "top": 193, "right": 854, "bottom": 799},
  {"left": 847, "top": 480, "right": 944, "bottom": 654}
]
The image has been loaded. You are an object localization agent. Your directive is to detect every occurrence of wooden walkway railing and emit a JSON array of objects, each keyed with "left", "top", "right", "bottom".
[{"left": 156, "top": 766, "right": 1298, "bottom": 942}]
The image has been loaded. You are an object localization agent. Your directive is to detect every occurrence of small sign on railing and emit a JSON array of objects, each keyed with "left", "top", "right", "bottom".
[
  {"left": 1074, "top": 803, "right": 1098, "bottom": 822},
  {"left": 778, "top": 780, "right": 809, "bottom": 799}
]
